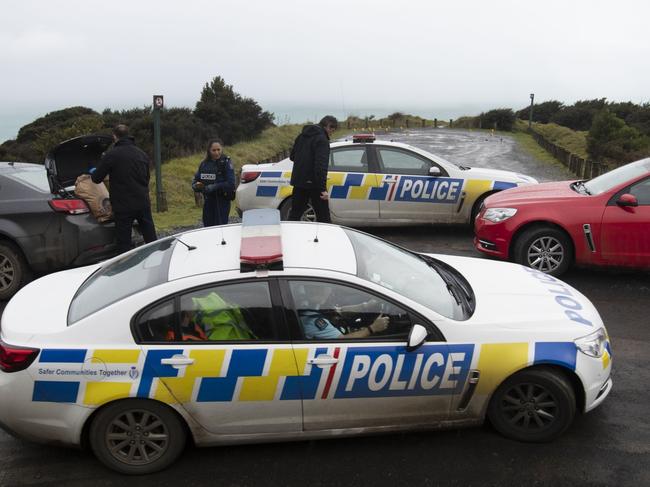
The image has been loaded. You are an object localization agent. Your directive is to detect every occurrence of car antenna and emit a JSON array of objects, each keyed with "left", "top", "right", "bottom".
[
  {"left": 313, "top": 222, "right": 319, "bottom": 243},
  {"left": 174, "top": 236, "right": 196, "bottom": 251},
  {"left": 220, "top": 226, "right": 227, "bottom": 245}
]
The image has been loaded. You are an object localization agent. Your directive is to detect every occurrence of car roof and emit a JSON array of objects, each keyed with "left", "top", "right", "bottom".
[
  {"left": 167, "top": 221, "right": 357, "bottom": 281},
  {"left": 0, "top": 162, "right": 43, "bottom": 173}
]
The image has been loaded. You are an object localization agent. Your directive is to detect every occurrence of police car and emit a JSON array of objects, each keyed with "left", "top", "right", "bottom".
[
  {"left": 0, "top": 210, "right": 611, "bottom": 474},
  {"left": 236, "top": 134, "right": 538, "bottom": 224}
]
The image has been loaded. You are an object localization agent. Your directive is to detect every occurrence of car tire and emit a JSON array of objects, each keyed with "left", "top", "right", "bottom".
[
  {"left": 89, "top": 400, "right": 187, "bottom": 475},
  {"left": 470, "top": 194, "right": 490, "bottom": 225},
  {"left": 513, "top": 226, "right": 573, "bottom": 276},
  {"left": 0, "top": 241, "right": 30, "bottom": 301},
  {"left": 279, "top": 197, "right": 316, "bottom": 222},
  {"left": 487, "top": 368, "right": 576, "bottom": 442}
]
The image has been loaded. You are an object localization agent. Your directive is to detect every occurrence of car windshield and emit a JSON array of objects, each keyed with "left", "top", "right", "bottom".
[
  {"left": 584, "top": 158, "right": 650, "bottom": 195},
  {"left": 68, "top": 238, "right": 176, "bottom": 324},
  {"left": 343, "top": 229, "right": 473, "bottom": 320}
]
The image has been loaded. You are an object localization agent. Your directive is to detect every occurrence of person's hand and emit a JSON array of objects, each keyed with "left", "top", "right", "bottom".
[
  {"left": 205, "top": 183, "right": 218, "bottom": 194},
  {"left": 192, "top": 181, "right": 204, "bottom": 192},
  {"left": 320, "top": 191, "right": 329, "bottom": 201},
  {"left": 369, "top": 314, "right": 389, "bottom": 334}
]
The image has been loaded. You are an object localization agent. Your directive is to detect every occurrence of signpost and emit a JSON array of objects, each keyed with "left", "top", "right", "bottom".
[
  {"left": 528, "top": 93, "right": 535, "bottom": 129},
  {"left": 152, "top": 95, "right": 167, "bottom": 212}
]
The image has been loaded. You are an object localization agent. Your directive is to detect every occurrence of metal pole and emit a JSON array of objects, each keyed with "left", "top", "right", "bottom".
[
  {"left": 528, "top": 93, "right": 535, "bottom": 129},
  {"left": 152, "top": 97, "right": 167, "bottom": 212}
]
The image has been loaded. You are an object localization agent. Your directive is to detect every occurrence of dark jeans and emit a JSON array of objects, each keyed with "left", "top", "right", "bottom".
[
  {"left": 114, "top": 206, "right": 157, "bottom": 254},
  {"left": 203, "top": 196, "right": 230, "bottom": 227},
  {"left": 288, "top": 187, "right": 331, "bottom": 223}
]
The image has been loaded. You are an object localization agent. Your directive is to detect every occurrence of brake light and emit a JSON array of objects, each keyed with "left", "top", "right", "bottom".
[
  {"left": 0, "top": 339, "right": 40, "bottom": 373},
  {"left": 49, "top": 199, "right": 90, "bottom": 214},
  {"left": 240, "top": 171, "right": 261, "bottom": 183}
]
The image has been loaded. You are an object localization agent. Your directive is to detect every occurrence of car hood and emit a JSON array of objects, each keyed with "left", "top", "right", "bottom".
[
  {"left": 44, "top": 134, "right": 113, "bottom": 193},
  {"left": 430, "top": 254, "right": 603, "bottom": 334},
  {"left": 464, "top": 167, "right": 538, "bottom": 185},
  {"left": 484, "top": 180, "right": 581, "bottom": 206},
  {"left": 0, "top": 264, "right": 100, "bottom": 344}
]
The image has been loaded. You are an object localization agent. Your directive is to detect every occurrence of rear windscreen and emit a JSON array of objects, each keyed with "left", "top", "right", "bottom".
[
  {"left": 5, "top": 166, "right": 49, "bottom": 193},
  {"left": 68, "top": 238, "right": 176, "bottom": 324}
]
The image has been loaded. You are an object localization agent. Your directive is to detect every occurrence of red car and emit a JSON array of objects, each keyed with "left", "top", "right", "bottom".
[{"left": 474, "top": 158, "right": 650, "bottom": 276}]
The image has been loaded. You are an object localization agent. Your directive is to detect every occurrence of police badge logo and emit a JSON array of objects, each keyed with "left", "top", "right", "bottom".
[
  {"left": 128, "top": 366, "right": 139, "bottom": 380},
  {"left": 315, "top": 318, "right": 329, "bottom": 330}
]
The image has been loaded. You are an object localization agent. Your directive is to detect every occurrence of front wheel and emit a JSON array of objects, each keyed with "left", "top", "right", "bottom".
[
  {"left": 89, "top": 400, "right": 187, "bottom": 475},
  {"left": 0, "top": 241, "right": 30, "bottom": 300},
  {"left": 279, "top": 197, "right": 316, "bottom": 221},
  {"left": 487, "top": 368, "right": 576, "bottom": 442},
  {"left": 513, "top": 226, "right": 573, "bottom": 276}
]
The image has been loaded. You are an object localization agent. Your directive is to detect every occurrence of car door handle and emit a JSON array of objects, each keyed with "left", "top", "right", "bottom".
[
  {"left": 308, "top": 355, "right": 339, "bottom": 366},
  {"left": 160, "top": 355, "right": 194, "bottom": 367}
]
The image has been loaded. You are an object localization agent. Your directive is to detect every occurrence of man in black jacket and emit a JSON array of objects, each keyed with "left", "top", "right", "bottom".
[
  {"left": 288, "top": 115, "right": 338, "bottom": 222},
  {"left": 91, "top": 124, "right": 157, "bottom": 253}
]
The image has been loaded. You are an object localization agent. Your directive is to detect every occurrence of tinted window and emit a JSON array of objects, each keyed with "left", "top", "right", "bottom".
[
  {"left": 377, "top": 147, "right": 431, "bottom": 175},
  {"left": 68, "top": 238, "right": 175, "bottom": 324},
  {"left": 136, "top": 300, "right": 176, "bottom": 342},
  {"left": 178, "top": 281, "right": 276, "bottom": 341},
  {"left": 629, "top": 177, "right": 650, "bottom": 205},
  {"left": 585, "top": 158, "right": 650, "bottom": 195},
  {"left": 2, "top": 166, "right": 49, "bottom": 196},
  {"left": 329, "top": 147, "right": 368, "bottom": 173},
  {"left": 289, "top": 280, "right": 413, "bottom": 341}
]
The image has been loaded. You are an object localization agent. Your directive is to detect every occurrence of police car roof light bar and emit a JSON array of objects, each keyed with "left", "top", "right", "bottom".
[
  {"left": 352, "top": 134, "right": 376, "bottom": 143},
  {"left": 240, "top": 209, "right": 284, "bottom": 272}
]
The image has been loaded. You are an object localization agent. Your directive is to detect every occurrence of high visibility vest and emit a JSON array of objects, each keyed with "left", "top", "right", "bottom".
[{"left": 192, "top": 292, "right": 254, "bottom": 340}]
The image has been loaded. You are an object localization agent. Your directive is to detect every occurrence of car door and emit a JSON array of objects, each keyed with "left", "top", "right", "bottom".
[
  {"left": 133, "top": 279, "right": 303, "bottom": 435},
  {"left": 280, "top": 278, "right": 471, "bottom": 432},
  {"left": 373, "top": 146, "right": 461, "bottom": 223},
  {"left": 327, "top": 146, "right": 380, "bottom": 222},
  {"left": 600, "top": 177, "right": 650, "bottom": 265}
]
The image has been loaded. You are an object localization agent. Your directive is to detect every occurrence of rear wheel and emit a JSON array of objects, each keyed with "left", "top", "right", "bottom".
[
  {"left": 513, "top": 226, "right": 573, "bottom": 276},
  {"left": 488, "top": 368, "right": 576, "bottom": 442},
  {"left": 89, "top": 400, "right": 187, "bottom": 475},
  {"left": 279, "top": 197, "right": 316, "bottom": 221},
  {"left": 0, "top": 241, "right": 29, "bottom": 300}
]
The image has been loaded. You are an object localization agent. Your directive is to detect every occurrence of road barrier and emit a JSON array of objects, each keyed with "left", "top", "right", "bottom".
[{"left": 528, "top": 129, "right": 608, "bottom": 179}]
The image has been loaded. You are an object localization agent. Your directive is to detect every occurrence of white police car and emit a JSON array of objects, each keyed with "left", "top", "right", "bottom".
[
  {"left": 236, "top": 134, "right": 538, "bottom": 224},
  {"left": 0, "top": 210, "right": 611, "bottom": 474}
]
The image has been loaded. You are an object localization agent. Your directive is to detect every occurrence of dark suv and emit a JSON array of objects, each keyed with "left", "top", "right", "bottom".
[{"left": 0, "top": 135, "right": 118, "bottom": 300}]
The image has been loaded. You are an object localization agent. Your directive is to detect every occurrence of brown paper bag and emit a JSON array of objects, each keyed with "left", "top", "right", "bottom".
[{"left": 74, "top": 174, "right": 113, "bottom": 222}]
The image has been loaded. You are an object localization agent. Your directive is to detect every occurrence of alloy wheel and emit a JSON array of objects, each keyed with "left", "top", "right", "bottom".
[
  {"left": 526, "top": 236, "right": 565, "bottom": 273},
  {"left": 498, "top": 382, "right": 559, "bottom": 432},
  {"left": 105, "top": 409, "right": 170, "bottom": 466},
  {"left": 0, "top": 253, "right": 15, "bottom": 292}
]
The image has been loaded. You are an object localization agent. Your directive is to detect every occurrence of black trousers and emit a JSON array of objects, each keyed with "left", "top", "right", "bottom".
[
  {"left": 114, "top": 206, "right": 158, "bottom": 254},
  {"left": 202, "top": 196, "right": 230, "bottom": 227},
  {"left": 288, "top": 187, "right": 331, "bottom": 223}
]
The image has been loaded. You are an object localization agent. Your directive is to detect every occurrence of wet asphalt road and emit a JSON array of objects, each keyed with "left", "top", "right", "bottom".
[{"left": 1, "top": 129, "right": 648, "bottom": 486}]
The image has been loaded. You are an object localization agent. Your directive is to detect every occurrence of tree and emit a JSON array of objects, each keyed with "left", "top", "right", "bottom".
[
  {"left": 587, "top": 110, "right": 650, "bottom": 164},
  {"left": 194, "top": 76, "right": 273, "bottom": 145},
  {"left": 479, "top": 109, "right": 516, "bottom": 131},
  {"left": 516, "top": 100, "right": 563, "bottom": 124},
  {"left": 551, "top": 98, "right": 607, "bottom": 131}
]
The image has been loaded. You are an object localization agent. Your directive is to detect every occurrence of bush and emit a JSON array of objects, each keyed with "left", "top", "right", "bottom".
[
  {"left": 479, "top": 109, "right": 516, "bottom": 131},
  {"left": 587, "top": 110, "right": 650, "bottom": 164},
  {"left": 516, "top": 100, "right": 564, "bottom": 124},
  {"left": 550, "top": 98, "right": 607, "bottom": 131}
]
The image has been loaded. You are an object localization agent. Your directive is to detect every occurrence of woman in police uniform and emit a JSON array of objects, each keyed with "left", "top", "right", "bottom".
[{"left": 192, "top": 139, "right": 236, "bottom": 227}]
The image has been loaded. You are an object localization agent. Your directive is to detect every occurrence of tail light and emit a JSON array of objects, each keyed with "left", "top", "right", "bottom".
[
  {"left": 240, "top": 171, "right": 261, "bottom": 183},
  {"left": 49, "top": 199, "right": 90, "bottom": 214},
  {"left": 0, "top": 339, "right": 40, "bottom": 373}
]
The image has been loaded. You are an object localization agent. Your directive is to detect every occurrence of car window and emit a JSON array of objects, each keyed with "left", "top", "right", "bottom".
[
  {"left": 68, "top": 238, "right": 176, "bottom": 324},
  {"left": 4, "top": 166, "right": 50, "bottom": 193},
  {"left": 343, "top": 228, "right": 472, "bottom": 320},
  {"left": 289, "top": 280, "right": 413, "bottom": 341},
  {"left": 136, "top": 299, "right": 176, "bottom": 342},
  {"left": 629, "top": 177, "right": 650, "bottom": 205},
  {"left": 376, "top": 147, "right": 432, "bottom": 175},
  {"left": 178, "top": 281, "right": 276, "bottom": 341},
  {"left": 329, "top": 147, "right": 368, "bottom": 173}
]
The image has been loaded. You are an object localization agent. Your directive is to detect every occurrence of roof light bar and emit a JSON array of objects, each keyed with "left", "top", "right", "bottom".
[
  {"left": 240, "top": 209, "right": 284, "bottom": 272},
  {"left": 352, "top": 134, "right": 376, "bottom": 143}
]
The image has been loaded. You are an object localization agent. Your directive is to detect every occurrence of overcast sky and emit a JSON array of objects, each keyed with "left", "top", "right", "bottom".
[{"left": 1, "top": 0, "right": 649, "bottom": 142}]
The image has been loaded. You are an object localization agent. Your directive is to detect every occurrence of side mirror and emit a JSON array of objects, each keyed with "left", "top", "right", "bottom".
[
  {"left": 617, "top": 193, "right": 638, "bottom": 207},
  {"left": 429, "top": 166, "right": 441, "bottom": 176},
  {"left": 407, "top": 324, "right": 428, "bottom": 351}
]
